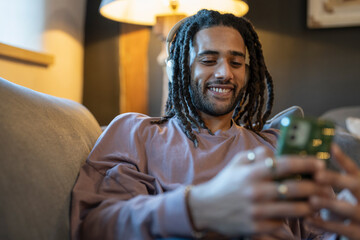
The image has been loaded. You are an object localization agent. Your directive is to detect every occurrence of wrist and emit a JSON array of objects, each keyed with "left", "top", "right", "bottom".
[{"left": 185, "top": 185, "right": 208, "bottom": 239}]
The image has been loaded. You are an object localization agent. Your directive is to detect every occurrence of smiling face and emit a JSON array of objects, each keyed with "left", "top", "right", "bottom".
[{"left": 189, "top": 26, "right": 248, "bottom": 118}]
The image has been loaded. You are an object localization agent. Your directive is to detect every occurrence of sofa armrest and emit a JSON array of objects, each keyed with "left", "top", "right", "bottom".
[{"left": 0, "top": 77, "right": 102, "bottom": 240}]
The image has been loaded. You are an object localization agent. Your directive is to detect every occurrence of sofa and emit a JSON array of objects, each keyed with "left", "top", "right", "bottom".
[
  {"left": 0, "top": 77, "right": 102, "bottom": 240},
  {"left": 1, "top": 76, "right": 359, "bottom": 240},
  {"left": 320, "top": 106, "right": 360, "bottom": 170}
]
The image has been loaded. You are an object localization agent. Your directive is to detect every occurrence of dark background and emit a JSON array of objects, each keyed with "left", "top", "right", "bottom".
[{"left": 84, "top": 0, "right": 360, "bottom": 125}]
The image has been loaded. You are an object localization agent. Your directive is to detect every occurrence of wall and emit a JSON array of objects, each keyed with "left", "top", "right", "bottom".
[
  {"left": 148, "top": 31, "right": 163, "bottom": 117},
  {"left": 83, "top": 0, "right": 153, "bottom": 125},
  {"left": 245, "top": 0, "right": 360, "bottom": 117},
  {"left": 148, "top": 0, "right": 360, "bottom": 117},
  {"left": 82, "top": 0, "right": 121, "bottom": 126},
  {"left": 0, "top": 0, "right": 86, "bottom": 103}
]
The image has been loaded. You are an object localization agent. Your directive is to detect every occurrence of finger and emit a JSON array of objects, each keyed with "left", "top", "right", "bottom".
[
  {"left": 315, "top": 170, "right": 360, "bottom": 200},
  {"left": 244, "top": 181, "right": 333, "bottom": 202},
  {"left": 250, "top": 156, "right": 325, "bottom": 181},
  {"left": 305, "top": 216, "right": 360, "bottom": 240},
  {"left": 332, "top": 144, "right": 360, "bottom": 176},
  {"left": 309, "top": 196, "right": 360, "bottom": 222},
  {"left": 280, "top": 180, "right": 333, "bottom": 200},
  {"left": 251, "top": 202, "right": 313, "bottom": 219}
]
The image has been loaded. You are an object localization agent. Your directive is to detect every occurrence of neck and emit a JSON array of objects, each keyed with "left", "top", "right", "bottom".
[{"left": 199, "top": 111, "right": 234, "bottom": 133}]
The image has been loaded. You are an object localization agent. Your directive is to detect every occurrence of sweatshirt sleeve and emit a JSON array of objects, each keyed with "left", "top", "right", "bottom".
[{"left": 70, "top": 114, "right": 194, "bottom": 240}]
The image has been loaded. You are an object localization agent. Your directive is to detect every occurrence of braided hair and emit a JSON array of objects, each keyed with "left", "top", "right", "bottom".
[{"left": 152, "top": 9, "right": 274, "bottom": 147}]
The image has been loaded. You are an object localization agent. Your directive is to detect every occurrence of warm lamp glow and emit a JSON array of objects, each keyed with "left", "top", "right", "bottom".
[{"left": 100, "top": 0, "right": 249, "bottom": 25}]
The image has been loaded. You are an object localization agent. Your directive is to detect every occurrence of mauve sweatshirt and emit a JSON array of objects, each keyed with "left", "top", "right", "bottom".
[{"left": 70, "top": 113, "right": 324, "bottom": 240}]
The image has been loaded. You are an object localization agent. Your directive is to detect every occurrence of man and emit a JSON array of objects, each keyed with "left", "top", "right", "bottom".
[{"left": 71, "top": 10, "right": 360, "bottom": 239}]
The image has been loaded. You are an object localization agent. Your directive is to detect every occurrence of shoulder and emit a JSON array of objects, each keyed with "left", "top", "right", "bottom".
[
  {"left": 104, "top": 112, "right": 161, "bottom": 133},
  {"left": 102, "top": 113, "right": 184, "bottom": 141},
  {"left": 93, "top": 113, "right": 159, "bottom": 147},
  {"left": 261, "top": 128, "right": 280, "bottom": 146},
  {"left": 89, "top": 113, "right": 164, "bottom": 162},
  {"left": 111, "top": 112, "right": 159, "bottom": 125},
  {"left": 233, "top": 125, "right": 279, "bottom": 149},
  {"left": 261, "top": 128, "right": 280, "bottom": 139},
  {"left": 232, "top": 123, "right": 279, "bottom": 140}
]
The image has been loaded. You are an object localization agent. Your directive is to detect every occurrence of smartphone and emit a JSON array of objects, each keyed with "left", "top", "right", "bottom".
[{"left": 276, "top": 116, "right": 335, "bottom": 179}]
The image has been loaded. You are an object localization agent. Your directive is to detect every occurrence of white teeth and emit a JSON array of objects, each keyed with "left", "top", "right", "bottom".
[{"left": 210, "top": 87, "right": 231, "bottom": 93}]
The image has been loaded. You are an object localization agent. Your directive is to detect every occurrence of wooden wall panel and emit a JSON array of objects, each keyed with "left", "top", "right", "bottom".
[{"left": 119, "top": 24, "right": 150, "bottom": 114}]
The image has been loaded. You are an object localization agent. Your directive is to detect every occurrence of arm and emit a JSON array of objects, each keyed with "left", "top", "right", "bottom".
[
  {"left": 71, "top": 114, "right": 194, "bottom": 240},
  {"left": 71, "top": 160, "right": 193, "bottom": 240}
]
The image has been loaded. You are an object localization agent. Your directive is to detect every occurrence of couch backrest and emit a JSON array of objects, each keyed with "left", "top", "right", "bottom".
[
  {"left": 0, "top": 77, "right": 102, "bottom": 240},
  {"left": 321, "top": 106, "right": 360, "bottom": 169},
  {"left": 321, "top": 106, "right": 360, "bottom": 130}
]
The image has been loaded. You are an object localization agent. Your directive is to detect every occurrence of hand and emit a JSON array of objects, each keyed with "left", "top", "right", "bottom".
[
  {"left": 305, "top": 144, "right": 360, "bottom": 240},
  {"left": 188, "top": 146, "right": 327, "bottom": 238}
]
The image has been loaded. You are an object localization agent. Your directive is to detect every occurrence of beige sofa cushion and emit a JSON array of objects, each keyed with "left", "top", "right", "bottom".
[{"left": 0, "top": 77, "right": 102, "bottom": 240}]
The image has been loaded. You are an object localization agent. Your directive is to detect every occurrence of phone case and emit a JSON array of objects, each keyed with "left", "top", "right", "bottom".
[{"left": 277, "top": 116, "right": 335, "bottom": 161}]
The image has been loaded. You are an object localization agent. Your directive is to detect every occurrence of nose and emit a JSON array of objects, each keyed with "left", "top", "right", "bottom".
[{"left": 214, "top": 62, "right": 233, "bottom": 80}]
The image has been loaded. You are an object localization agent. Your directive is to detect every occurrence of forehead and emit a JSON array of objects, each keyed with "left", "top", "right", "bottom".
[{"left": 192, "top": 26, "right": 246, "bottom": 53}]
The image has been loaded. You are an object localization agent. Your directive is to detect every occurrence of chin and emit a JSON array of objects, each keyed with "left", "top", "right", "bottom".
[{"left": 204, "top": 107, "right": 234, "bottom": 117}]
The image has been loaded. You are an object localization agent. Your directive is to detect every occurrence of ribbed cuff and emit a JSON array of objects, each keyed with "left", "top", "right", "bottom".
[
  {"left": 184, "top": 185, "right": 207, "bottom": 239},
  {"left": 162, "top": 186, "right": 194, "bottom": 237}
]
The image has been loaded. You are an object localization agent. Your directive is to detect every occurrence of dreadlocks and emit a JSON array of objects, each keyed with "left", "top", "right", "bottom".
[{"left": 151, "top": 9, "right": 274, "bottom": 147}]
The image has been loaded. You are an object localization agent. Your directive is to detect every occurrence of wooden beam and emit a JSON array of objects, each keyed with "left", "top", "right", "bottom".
[{"left": 0, "top": 42, "right": 54, "bottom": 66}]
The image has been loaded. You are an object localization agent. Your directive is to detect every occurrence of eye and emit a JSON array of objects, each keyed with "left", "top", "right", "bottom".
[
  {"left": 200, "top": 60, "right": 217, "bottom": 66},
  {"left": 230, "top": 61, "right": 243, "bottom": 68},
  {"left": 231, "top": 61, "right": 242, "bottom": 66},
  {"left": 229, "top": 56, "right": 245, "bottom": 68}
]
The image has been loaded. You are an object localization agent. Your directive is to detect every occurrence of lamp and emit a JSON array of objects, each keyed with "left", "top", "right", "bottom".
[
  {"left": 99, "top": 0, "right": 249, "bottom": 114},
  {"left": 100, "top": 0, "right": 249, "bottom": 26}
]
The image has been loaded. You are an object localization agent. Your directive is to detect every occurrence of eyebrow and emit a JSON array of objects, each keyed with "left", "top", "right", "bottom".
[
  {"left": 198, "top": 50, "right": 245, "bottom": 58},
  {"left": 229, "top": 51, "right": 245, "bottom": 58},
  {"left": 198, "top": 50, "right": 219, "bottom": 56}
]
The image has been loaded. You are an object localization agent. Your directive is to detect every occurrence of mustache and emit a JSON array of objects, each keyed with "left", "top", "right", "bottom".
[{"left": 205, "top": 80, "right": 236, "bottom": 87}]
